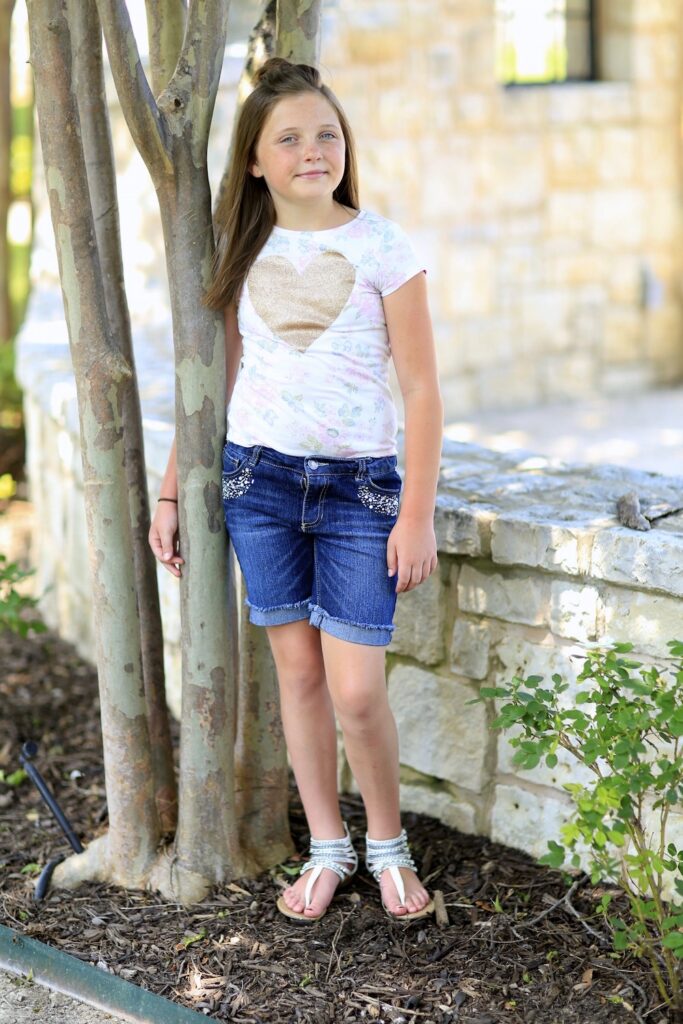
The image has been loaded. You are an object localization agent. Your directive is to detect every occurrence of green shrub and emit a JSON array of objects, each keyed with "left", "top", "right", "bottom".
[
  {"left": 468, "top": 640, "right": 683, "bottom": 1012},
  {"left": 0, "top": 552, "right": 45, "bottom": 637}
]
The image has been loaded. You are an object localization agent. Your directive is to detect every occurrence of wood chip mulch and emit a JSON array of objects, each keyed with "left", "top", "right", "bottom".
[{"left": 0, "top": 627, "right": 673, "bottom": 1023}]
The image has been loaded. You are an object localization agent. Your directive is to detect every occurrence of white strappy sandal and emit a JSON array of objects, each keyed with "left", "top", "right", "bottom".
[
  {"left": 365, "top": 827, "right": 435, "bottom": 921},
  {"left": 276, "top": 820, "right": 358, "bottom": 923}
]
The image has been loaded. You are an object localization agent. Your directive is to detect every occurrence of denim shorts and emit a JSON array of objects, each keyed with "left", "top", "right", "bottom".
[{"left": 221, "top": 441, "right": 403, "bottom": 646}]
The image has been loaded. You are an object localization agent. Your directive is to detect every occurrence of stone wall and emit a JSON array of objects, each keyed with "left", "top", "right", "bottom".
[
  {"left": 17, "top": 376, "right": 683, "bottom": 881},
  {"left": 323, "top": 0, "right": 683, "bottom": 415}
]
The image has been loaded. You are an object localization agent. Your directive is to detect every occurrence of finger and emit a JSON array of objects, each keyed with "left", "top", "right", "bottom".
[
  {"left": 395, "top": 568, "right": 413, "bottom": 593},
  {"left": 149, "top": 527, "right": 164, "bottom": 560},
  {"left": 387, "top": 538, "right": 398, "bottom": 578}
]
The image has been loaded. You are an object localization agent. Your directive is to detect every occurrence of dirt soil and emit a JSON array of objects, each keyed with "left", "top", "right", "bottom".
[{"left": 0, "top": 627, "right": 673, "bottom": 1024}]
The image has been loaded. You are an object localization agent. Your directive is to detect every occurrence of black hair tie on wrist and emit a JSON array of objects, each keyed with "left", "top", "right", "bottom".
[{"left": 158, "top": 497, "right": 178, "bottom": 503}]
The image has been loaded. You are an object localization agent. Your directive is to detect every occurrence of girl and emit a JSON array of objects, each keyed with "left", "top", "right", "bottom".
[{"left": 149, "top": 57, "right": 443, "bottom": 923}]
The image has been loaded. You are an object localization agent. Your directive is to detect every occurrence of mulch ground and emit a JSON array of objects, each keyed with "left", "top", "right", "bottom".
[{"left": 0, "top": 626, "right": 674, "bottom": 1024}]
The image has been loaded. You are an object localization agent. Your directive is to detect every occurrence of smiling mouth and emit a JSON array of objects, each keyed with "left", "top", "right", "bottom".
[{"left": 298, "top": 171, "right": 326, "bottom": 177}]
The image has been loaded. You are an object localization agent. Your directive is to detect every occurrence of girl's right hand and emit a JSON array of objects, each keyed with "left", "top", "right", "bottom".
[{"left": 149, "top": 501, "right": 185, "bottom": 578}]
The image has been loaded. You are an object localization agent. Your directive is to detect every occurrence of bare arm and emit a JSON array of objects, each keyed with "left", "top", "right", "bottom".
[{"left": 382, "top": 270, "right": 444, "bottom": 592}]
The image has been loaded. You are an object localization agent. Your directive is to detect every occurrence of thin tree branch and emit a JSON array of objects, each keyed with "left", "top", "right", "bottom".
[
  {"left": 145, "top": 0, "right": 187, "bottom": 99},
  {"left": 156, "top": 0, "right": 229, "bottom": 163},
  {"left": 94, "top": 0, "right": 171, "bottom": 182}
]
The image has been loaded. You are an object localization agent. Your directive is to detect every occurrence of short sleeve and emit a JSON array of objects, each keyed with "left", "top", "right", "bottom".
[{"left": 377, "top": 220, "right": 427, "bottom": 297}]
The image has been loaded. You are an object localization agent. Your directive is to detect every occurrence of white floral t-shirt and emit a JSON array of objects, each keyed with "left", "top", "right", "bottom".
[{"left": 226, "top": 208, "right": 426, "bottom": 458}]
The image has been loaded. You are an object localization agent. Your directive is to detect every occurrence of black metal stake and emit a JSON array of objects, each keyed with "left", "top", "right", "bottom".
[{"left": 19, "top": 740, "right": 84, "bottom": 854}]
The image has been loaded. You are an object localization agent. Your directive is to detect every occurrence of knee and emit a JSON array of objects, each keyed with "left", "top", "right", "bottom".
[
  {"left": 333, "top": 682, "right": 384, "bottom": 730},
  {"left": 278, "top": 661, "right": 326, "bottom": 701}
]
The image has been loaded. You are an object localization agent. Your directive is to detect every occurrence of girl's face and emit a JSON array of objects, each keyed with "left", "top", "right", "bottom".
[{"left": 249, "top": 92, "right": 346, "bottom": 212}]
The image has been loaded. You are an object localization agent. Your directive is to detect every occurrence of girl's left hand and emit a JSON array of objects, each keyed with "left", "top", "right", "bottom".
[{"left": 387, "top": 515, "right": 438, "bottom": 593}]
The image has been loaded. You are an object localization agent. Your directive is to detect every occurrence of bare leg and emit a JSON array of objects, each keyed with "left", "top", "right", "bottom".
[
  {"left": 265, "top": 620, "right": 355, "bottom": 918},
  {"left": 320, "top": 631, "right": 431, "bottom": 917}
]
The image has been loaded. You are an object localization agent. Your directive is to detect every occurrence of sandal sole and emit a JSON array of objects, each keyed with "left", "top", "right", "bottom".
[{"left": 382, "top": 897, "right": 435, "bottom": 922}]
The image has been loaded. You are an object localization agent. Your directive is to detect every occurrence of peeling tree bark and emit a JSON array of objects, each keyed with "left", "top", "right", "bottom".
[
  {"left": 70, "top": 0, "right": 177, "bottom": 833},
  {"left": 26, "top": 0, "right": 160, "bottom": 888}
]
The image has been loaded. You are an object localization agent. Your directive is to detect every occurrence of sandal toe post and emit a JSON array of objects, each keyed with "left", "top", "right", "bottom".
[
  {"left": 365, "top": 827, "right": 435, "bottom": 922},
  {"left": 277, "top": 820, "right": 358, "bottom": 924}
]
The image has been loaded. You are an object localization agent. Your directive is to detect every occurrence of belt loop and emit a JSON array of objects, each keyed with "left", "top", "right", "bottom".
[
  {"left": 250, "top": 445, "right": 262, "bottom": 466},
  {"left": 355, "top": 456, "right": 367, "bottom": 481}
]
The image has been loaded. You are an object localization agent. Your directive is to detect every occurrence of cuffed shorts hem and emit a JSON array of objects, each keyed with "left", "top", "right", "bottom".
[
  {"left": 308, "top": 603, "right": 394, "bottom": 647},
  {"left": 244, "top": 597, "right": 395, "bottom": 647},
  {"left": 245, "top": 596, "right": 312, "bottom": 626}
]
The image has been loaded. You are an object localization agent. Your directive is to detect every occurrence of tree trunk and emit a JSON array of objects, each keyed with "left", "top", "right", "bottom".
[
  {"left": 28, "top": 0, "right": 324, "bottom": 905},
  {"left": 26, "top": 0, "right": 161, "bottom": 888},
  {"left": 70, "top": 0, "right": 177, "bottom": 834},
  {"left": 0, "top": 0, "right": 15, "bottom": 346}
]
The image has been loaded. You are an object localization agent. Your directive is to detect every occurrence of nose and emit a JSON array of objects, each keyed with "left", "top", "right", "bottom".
[{"left": 303, "top": 139, "right": 322, "bottom": 159}]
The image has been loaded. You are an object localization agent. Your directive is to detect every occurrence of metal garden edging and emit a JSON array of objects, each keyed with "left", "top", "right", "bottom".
[{"left": 0, "top": 924, "right": 209, "bottom": 1023}]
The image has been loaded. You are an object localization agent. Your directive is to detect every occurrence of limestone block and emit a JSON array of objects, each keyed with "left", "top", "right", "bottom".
[
  {"left": 601, "top": 362, "right": 656, "bottom": 396},
  {"left": 454, "top": 91, "right": 494, "bottom": 127},
  {"left": 434, "top": 494, "right": 486, "bottom": 556},
  {"left": 443, "top": 245, "right": 496, "bottom": 316},
  {"left": 490, "top": 515, "right": 590, "bottom": 576},
  {"left": 546, "top": 249, "right": 602, "bottom": 289},
  {"left": 545, "top": 85, "right": 588, "bottom": 125},
  {"left": 597, "top": 127, "right": 637, "bottom": 184},
  {"left": 475, "top": 363, "right": 542, "bottom": 409},
  {"left": 439, "top": 374, "right": 478, "bottom": 418},
  {"left": 545, "top": 191, "right": 590, "bottom": 237},
  {"left": 399, "top": 781, "right": 478, "bottom": 833},
  {"left": 458, "top": 316, "right": 515, "bottom": 371},
  {"left": 606, "top": 254, "right": 643, "bottom": 304},
  {"left": 497, "top": 243, "right": 542, "bottom": 288},
  {"left": 591, "top": 527, "right": 683, "bottom": 597},
  {"left": 492, "top": 631, "right": 584, "bottom": 703},
  {"left": 496, "top": 133, "right": 545, "bottom": 210},
  {"left": 540, "top": 352, "right": 600, "bottom": 402},
  {"left": 636, "top": 85, "right": 680, "bottom": 123},
  {"left": 450, "top": 617, "right": 491, "bottom": 679},
  {"left": 638, "top": 128, "right": 679, "bottom": 186},
  {"left": 520, "top": 289, "right": 572, "bottom": 352},
  {"left": 602, "top": 307, "right": 644, "bottom": 363},
  {"left": 598, "top": 585, "right": 683, "bottom": 657},
  {"left": 607, "top": 0, "right": 679, "bottom": 29},
  {"left": 590, "top": 189, "right": 645, "bottom": 249},
  {"left": 497, "top": 85, "right": 545, "bottom": 127},
  {"left": 548, "top": 128, "right": 596, "bottom": 187},
  {"left": 458, "top": 564, "right": 550, "bottom": 627},
  {"left": 645, "top": 306, "right": 683, "bottom": 375},
  {"left": 643, "top": 190, "right": 681, "bottom": 245},
  {"left": 490, "top": 783, "right": 574, "bottom": 860},
  {"left": 549, "top": 580, "right": 600, "bottom": 642},
  {"left": 585, "top": 83, "right": 635, "bottom": 124},
  {"left": 387, "top": 663, "right": 489, "bottom": 792},
  {"left": 632, "top": 32, "right": 679, "bottom": 83},
  {"left": 390, "top": 571, "right": 447, "bottom": 665}
]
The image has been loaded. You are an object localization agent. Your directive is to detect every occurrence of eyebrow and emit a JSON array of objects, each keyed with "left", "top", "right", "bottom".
[{"left": 273, "top": 123, "right": 339, "bottom": 134}]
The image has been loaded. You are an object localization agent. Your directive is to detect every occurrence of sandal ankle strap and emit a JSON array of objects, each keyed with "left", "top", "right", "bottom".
[
  {"left": 365, "top": 827, "right": 418, "bottom": 880},
  {"left": 299, "top": 819, "right": 359, "bottom": 885}
]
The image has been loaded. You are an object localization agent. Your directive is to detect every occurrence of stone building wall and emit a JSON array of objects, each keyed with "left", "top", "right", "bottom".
[{"left": 321, "top": 0, "right": 683, "bottom": 415}]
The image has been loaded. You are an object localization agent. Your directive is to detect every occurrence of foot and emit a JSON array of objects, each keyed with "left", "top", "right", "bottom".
[
  {"left": 377, "top": 865, "right": 432, "bottom": 917},
  {"left": 281, "top": 858, "right": 357, "bottom": 918}
]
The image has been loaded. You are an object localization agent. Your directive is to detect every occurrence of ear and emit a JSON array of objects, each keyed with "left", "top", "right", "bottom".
[{"left": 249, "top": 161, "right": 263, "bottom": 178}]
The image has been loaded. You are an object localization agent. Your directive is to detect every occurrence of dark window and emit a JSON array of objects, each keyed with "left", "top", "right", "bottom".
[{"left": 495, "top": 0, "right": 596, "bottom": 86}]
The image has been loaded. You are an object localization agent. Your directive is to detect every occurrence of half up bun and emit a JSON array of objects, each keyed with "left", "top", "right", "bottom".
[{"left": 253, "top": 56, "right": 322, "bottom": 89}]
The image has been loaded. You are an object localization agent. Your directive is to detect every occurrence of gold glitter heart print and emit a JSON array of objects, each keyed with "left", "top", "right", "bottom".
[{"left": 248, "top": 250, "right": 357, "bottom": 352}]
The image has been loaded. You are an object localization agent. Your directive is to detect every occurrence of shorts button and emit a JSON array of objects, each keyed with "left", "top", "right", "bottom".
[{"left": 308, "top": 460, "right": 319, "bottom": 470}]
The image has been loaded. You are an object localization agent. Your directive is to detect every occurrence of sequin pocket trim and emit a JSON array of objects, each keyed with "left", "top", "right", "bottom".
[
  {"left": 222, "top": 466, "right": 254, "bottom": 500},
  {"left": 357, "top": 483, "right": 400, "bottom": 517}
]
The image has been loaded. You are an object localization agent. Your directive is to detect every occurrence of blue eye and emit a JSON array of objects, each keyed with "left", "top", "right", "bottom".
[{"left": 279, "top": 132, "right": 337, "bottom": 143}]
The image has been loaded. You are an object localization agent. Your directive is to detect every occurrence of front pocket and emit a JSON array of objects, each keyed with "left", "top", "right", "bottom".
[
  {"left": 357, "top": 478, "right": 401, "bottom": 517},
  {"left": 222, "top": 463, "right": 254, "bottom": 500}
]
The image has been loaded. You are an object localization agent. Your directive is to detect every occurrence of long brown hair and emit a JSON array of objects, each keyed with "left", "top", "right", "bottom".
[{"left": 202, "top": 57, "right": 360, "bottom": 312}]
